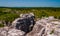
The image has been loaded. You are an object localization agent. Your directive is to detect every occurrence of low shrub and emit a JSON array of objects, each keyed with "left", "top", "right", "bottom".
[{"left": 0, "top": 24, "right": 4, "bottom": 27}]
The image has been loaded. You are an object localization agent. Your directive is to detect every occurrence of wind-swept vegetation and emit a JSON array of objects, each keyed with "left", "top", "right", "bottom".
[{"left": 0, "top": 7, "right": 60, "bottom": 27}]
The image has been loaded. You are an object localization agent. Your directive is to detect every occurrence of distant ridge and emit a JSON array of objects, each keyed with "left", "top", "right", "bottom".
[{"left": 0, "top": 6, "right": 60, "bottom": 9}]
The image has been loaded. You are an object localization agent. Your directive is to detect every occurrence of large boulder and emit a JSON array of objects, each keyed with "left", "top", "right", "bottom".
[{"left": 12, "top": 13, "right": 35, "bottom": 33}]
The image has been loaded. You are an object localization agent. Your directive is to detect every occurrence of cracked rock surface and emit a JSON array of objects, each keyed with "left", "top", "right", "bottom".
[{"left": 0, "top": 27, "right": 25, "bottom": 36}]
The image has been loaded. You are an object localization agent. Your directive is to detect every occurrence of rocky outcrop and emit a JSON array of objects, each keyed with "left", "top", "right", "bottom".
[
  {"left": 12, "top": 13, "right": 35, "bottom": 33},
  {"left": 0, "top": 13, "right": 60, "bottom": 36},
  {"left": 26, "top": 16, "right": 60, "bottom": 36},
  {"left": 26, "top": 22, "right": 45, "bottom": 36},
  {"left": 0, "top": 13, "right": 35, "bottom": 36},
  {"left": 0, "top": 27, "right": 25, "bottom": 36}
]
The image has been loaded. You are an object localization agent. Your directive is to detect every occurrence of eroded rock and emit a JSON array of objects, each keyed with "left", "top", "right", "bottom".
[
  {"left": 12, "top": 13, "right": 35, "bottom": 33},
  {"left": 0, "top": 27, "right": 25, "bottom": 36},
  {"left": 0, "top": 13, "right": 60, "bottom": 36},
  {"left": 26, "top": 16, "right": 60, "bottom": 36}
]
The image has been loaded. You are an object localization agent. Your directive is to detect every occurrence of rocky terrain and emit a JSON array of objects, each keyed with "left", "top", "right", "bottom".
[
  {"left": 26, "top": 16, "right": 60, "bottom": 36},
  {"left": 0, "top": 13, "right": 60, "bottom": 36}
]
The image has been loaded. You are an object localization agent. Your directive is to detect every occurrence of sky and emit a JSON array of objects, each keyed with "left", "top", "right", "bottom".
[{"left": 0, "top": 0, "right": 60, "bottom": 7}]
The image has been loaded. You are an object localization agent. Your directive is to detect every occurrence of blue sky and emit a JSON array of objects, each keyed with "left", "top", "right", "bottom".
[{"left": 0, "top": 0, "right": 60, "bottom": 7}]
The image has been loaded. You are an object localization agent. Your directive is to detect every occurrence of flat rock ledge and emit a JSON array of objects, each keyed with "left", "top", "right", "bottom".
[{"left": 0, "top": 27, "right": 25, "bottom": 36}]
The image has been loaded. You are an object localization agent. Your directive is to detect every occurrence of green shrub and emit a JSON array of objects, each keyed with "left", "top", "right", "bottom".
[{"left": 0, "top": 24, "right": 4, "bottom": 27}]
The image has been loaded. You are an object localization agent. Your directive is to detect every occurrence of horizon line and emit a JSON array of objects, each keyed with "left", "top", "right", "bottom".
[{"left": 0, "top": 6, "right": 60, "bottom": 7}]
